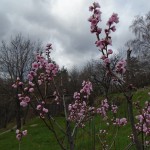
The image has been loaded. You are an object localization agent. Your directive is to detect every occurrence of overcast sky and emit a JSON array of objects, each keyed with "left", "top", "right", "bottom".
[{"left": 0, "top": 0, "right": 149, "bottom": 69}]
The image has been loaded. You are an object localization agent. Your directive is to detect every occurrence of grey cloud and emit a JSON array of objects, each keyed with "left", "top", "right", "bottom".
[
  {"left": 0, "top": 12, "right": 11, "bottom": 40},
  {"left": 0, "top": 0, "right": 149, "bottom": 69}
]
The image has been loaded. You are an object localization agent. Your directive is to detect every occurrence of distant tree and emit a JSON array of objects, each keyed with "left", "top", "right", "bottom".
[
  {"left": 125, "top": 12, "right": 150, "bottom": 87},
  {"left": 0, "top": 34, "right": 42, "bottom": 129},
  {"left": 0, "top": 34, "right": 42, "bottom": 81},
  {"left": 130, "top": 11, "right": 150, "bottom": 51},
  {"left": 69, "top": 66, "right": 80, "bottom": 93}
]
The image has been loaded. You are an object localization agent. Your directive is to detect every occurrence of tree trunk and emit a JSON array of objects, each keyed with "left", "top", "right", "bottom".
[
  {"left": 66, "top": 121, "right": 74, "bottom": 150},
  {"left": 127, "top": 96, "right": 142, "bottom": 150},
  {"left": 16, "top": 89, "right": 21, "bottom": 129}
]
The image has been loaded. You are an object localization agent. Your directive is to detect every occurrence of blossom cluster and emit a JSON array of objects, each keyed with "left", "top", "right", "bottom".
[
  {"left": 113, "top": 118, "right": 127, "bottom": 126},
  {"left": 36, "top": 101, "right": 49, "bottom": 118},
  {"left": 12, "top": 77, "right": 23, "bottom": 89},
  {"left": 88, "top": 2, "right": 101, "bottom": 34},
  {"left": 12, "top": 44, "right": 59, "bottom": 109},
  {"left": 16, "top": 129, "right": 27, "bottom": 141},
  {"left": 115, "top": 60, "right": 126, "bottom": 75},
  {"left": 53, "top": 91, "right": 60, "bottom": 104},
  {"left": 80, "top": 80, "right": 93, "bottom": 97},
  {"left": 29, "top": 55, "right": 59, "bottom": 82},
  {"left": 88, "top": 2, "right": 119, "bottom": 66},
  {"left": 68, "top": 81, "right": 94, "bottom": 127},
  {"left": 97, "top": 99, "right": 109, "bottom": 118},
  {"left": 88, "top": 2, "right": 126, "bottom": 82},
  {"left": 135, "top": 101, "right": 150, "bottom": 135}
]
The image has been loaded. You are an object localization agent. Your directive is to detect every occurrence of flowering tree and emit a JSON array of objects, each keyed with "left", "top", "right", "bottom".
[
  {"left": 88, "top": 2, "right": 149, "bottom": 150},
  {"left": 12, "top": 2, "right": 150, "bottom": 150}
]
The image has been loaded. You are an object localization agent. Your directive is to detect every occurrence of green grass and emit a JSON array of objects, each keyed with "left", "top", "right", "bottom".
[
  {"left": 0, "top": 87, "right": 150, "bottom": 150},
  {"left": 0, "top": 118, "right": 60, "bottom": 150}
]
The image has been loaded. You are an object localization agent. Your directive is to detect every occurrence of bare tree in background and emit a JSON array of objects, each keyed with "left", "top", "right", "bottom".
[
  {"left": 0, "top": 34, "right": 42, "bottom": 81},
  {"left": 125, "top": 12, "right": 150, "bottom": 88},
  {"left": 0, "top": 34, "right": 42, "bottom": 129},
  {"left": 129, "top": 11, "right": 150, "bottom": 64}
]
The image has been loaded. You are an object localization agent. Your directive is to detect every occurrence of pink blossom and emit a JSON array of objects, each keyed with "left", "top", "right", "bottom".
[
  {"left": 24, "top": 87, "right": 28, "bottom": 91},
  {"left": 29, "top": 88, "right": 34, "bottom": 93},
  {"left": 115, "top": 60, "right": 126, "bottom": 74},
  {"left": 32, "top": 62, "right": 39, "bottom": 70},
  {"left": 107, "top": 49, "right": 113, "bottom": 55},
  {"left": 36, "top": 54, "right": 42, "bottom": 61},
  {"left": 93, "top": 2, "right": 100, "bottom": 8},
  {"left": 22, "top": 130, "right": 27, "bottom": 136},
  {"left": 18, "top": 94, "right": 22, "bottom": 97},
  {"left": 18, "top": 82, "right": 23, "bottom": 86},
  {"left": 111, "top": 26, "right": 116, "bottom": 32},
  {"left": 37, "top": 105, "right": 42, "bottom": 110},
  {"left": 27, "top": 74, "right": 33, "bottom": 81},
  {"left": 101, "top": 55, "right": 107, "bottom": 60},
  {"left": 12, "top": 84, "right": 17, "bottom": 88},
  {"left": 89, "top": 6, "right": 94, "bottom": 11},
  {"left": 104, "top": 58, "right": 110, "bottom": 64},
  {"left": 16, "top": 129, "right": 20, "bottom": 134},
  {"left": 95, "top": 40, "right": 105, "bottom": 49},
  {"left": 16, "top": 134, "right": 22, "bottom": 141},
  {"left": 91, "top": 18, "right": 98, "bottom": 26},
  {"left": 20, "top": 101, "right": 28, "bottom": 107},
  {"left": 107, "top": 13, "right": 119, "bottom": 26},
  {"left": 29, "top": 81, "right": 35, "bottom": 86},
  {"left": 38, "top": 80, "right": 42, "bottom": 85},
  {"left": 24, "top": 96, "right": 30, "bottom": 103},
  {"left": 43, "top": 108, "right": 48, "bottom": 113},
  {"left": 97, "top": 27, "right": 102, "bottom": 34},
  {"left": 111, "top": 104, "right": 118, "bottom": 113},
  {"left": 113, "top": 118, "right": 127, "bottom": 126}
]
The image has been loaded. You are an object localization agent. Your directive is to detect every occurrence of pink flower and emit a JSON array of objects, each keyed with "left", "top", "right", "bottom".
[
  {"left": 18, "top": 94, "right": 22, "bottom": 97},
  {"left": 38, "top": 80, "right": 42, "bottom": 85},
  {"left": 36, "top": 54, "right": 42, "bottom": 61},
  {"left": 16, "top": 129, "right": 20, "bottom": 134},
  {"left": 89, "top": 6, "right": 94, "bottom": 11},
  {"left": 27, "top": 74, "right": 33, "bottom": 81},
  {"left": 101, "top": 55, "right": 107, "bottom": 60},
  {"left": 114, "top": 118, "right": 127, "bottom": 126},
  {"left": 111, "top": 26, "right": 116, "bottom": 32},
  {"left": 37, "top": 105, "right": 42, "bottom": 110},
  {"left": 32, "top": 62, "right": 39, "bottom": 70},
  {"left": 29, "top": 81, "right": 35, "bottom": 86},
  {"left": 18, "top": 82, "right": 23, "bottom": 86},
  {"left": 95, "top": 40, "right": 105, "bottom": 49},
  {"left": 115, "top": 60, "right": 126, "bottom": 74},
  {"left": 16, "top": 134, "right": 22, "bottom": 141},
  {"left": 91, "top": 18, "right": 98, "bottom": 26},
  {"left": 107, "top": 13, "right": 119, "bottom": 26},
  {"left": 97, "top": 27, "right": 102, "bottom": 34},
  {"left": 12, "top": 84, "right": 17, "bottom": 88},
  {"left": 43, "top": 108, "right": 48, "bottom": 113},
  {"left": 24, "top": 87, "right": 28, "bottom": 91},
  {"left": 104, "top": 58, "right": 110, "bottom": 64},
  {"left": 93, "top": 2, "right": 100, "bottom": 8},
  {"left": 107, "top": 49, "right": 113, "bottom": 55},
  {"left": 29, "top": 88, "right": 34, "bottom": 93},
  {"left": 22, "top": 130, "right": 27, "bottom": 136},
  {"left": 20, "top": 101, "right": 28, "bottom": 107},
  {"left": 24, "top": 96, "right": 30, "bottom": 103}
]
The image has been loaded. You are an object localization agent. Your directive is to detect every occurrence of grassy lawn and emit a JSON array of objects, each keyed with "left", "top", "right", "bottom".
[{"left": 0, "top": 87, "right": 150, "bottom": 150}]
